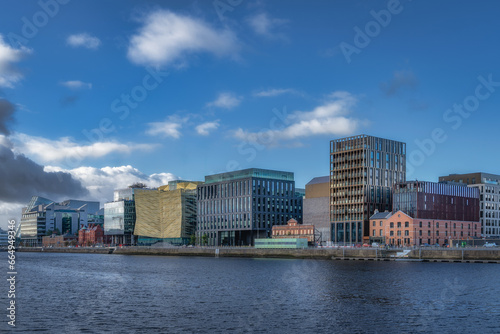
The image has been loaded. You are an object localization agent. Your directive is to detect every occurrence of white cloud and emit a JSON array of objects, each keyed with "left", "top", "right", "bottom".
[
  {"left": 247, "top": 13, "right": 288, "bottom": 39},
  {"left": 60, "top": 80, "right": 92, "bottom": 90},
  {"left": 196, "top": 120, "right": 220, "bottom": 136},
  {"left": 233, "top": 91, "right": 363, "bottom": 146},
  {"left": 127, "top": 10, "right": 239, "bottom": 67},
  {"left": 253, "top": 88, "right": 300, "bottom": 97},
  {"left": 146, "top": 116, "right": 188, "bottom": 139},
  {"left": 12, "top": 133, "right": 157, "bottom": 163},
  {"left": 207, "top": 92, "right": 242, "bottom": 109},
  {"left": 44, "top": 165, "right": 179, "bottom": 206},
  {"left": 67, "top": 33, "right": 101, "bottom": 49},
  {"left": 0, "top": 34, "right": 31, "bottom": 88}
]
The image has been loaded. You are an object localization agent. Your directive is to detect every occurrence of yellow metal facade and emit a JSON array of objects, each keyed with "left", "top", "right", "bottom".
[{"left": 134, "top": 182, "right": 200, "bottom": 239}]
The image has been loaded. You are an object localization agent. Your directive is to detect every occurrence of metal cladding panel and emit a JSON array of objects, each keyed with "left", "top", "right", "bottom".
[{"left": 134, "top": 191, "right": 161, "bottom": 238}]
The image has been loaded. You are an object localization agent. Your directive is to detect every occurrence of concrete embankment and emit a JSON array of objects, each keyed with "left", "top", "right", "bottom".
[
  {"left": 16, "top": 247, "right": 500, "bottom": 262},
  {"left": 17, "top": 247, "right": 112, "bottom": 254}
]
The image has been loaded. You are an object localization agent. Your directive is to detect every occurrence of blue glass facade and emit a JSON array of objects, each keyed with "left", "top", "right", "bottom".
[{"left": 197, "top": 168, "right": 303, "bottom": 246}]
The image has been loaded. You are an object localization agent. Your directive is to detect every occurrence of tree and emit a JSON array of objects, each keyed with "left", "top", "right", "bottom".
[
  {"left": 53, "top": 228, "right": 61, "bottom": 235},
  {"left": 129, "top": 182, "right": 148, "bottom": 189},
  {"left": 190, "top": 234, "right": 197, "bottom": 246},
  {"left": 201, "top": 234, "right": 208, "bottom": 246},
  {"left": 46, "top": 230, "right": 53, "bottom": 236}
]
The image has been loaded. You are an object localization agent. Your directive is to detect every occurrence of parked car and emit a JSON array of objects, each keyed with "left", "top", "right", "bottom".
[
  {"left": 371, "top": 242, "right": 380, "bottom": 247},
  {"left": 484, "top": 242, "right": 497, "bottom": 247},
  {"left": 421, "top": 243, "right": 431, "bottom": 247}
]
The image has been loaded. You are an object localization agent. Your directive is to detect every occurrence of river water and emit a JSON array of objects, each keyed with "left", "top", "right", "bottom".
[{"left": 1, "top": 252, "right": 499, "bottom": 333}]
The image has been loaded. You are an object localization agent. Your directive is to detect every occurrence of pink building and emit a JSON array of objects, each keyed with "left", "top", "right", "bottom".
[{"left": 369, "top": 210, "right": 480, "bottom": 247}]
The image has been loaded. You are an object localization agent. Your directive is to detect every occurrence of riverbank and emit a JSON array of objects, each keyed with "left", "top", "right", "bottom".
[{"left": 17, "top": 246, "right": 500, "bottom": 262}]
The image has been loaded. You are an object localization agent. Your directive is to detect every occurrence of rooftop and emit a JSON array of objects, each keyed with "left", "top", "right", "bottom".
[{"left": 204, "top": 168, "right": 294, "bottom": 184}]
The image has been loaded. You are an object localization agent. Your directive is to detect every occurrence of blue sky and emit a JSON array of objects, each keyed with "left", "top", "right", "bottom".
[{"left": 1, "top": 0, "right": 500, "bottom": 223}]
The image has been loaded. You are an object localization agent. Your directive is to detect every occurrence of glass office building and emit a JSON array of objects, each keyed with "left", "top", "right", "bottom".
[
  {"left": 197, "top": 168, "right": 303, "bottom": 246},
  {"left": 330, "top": 135, "right": 406, "bottom": 244}
]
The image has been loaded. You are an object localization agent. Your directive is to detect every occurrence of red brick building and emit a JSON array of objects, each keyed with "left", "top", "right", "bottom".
[
  {"left": 42, "top": 234, "right": 77, "bottom": 247},
  {"left": 272, "top": 218, "right": 315, "bottom": 243},
  {"left": 78, "top": 224, "right": 106, "bottom": 246},
  {"left": 369, "top": 210, "right": 480, "bottom": 247}
]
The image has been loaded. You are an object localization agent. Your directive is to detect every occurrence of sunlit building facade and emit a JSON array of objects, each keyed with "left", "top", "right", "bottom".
[
  {"left": 330, "top": 135, "right": 406, "bottom": 244},
  {"left": 134, "top": 180, "right": 202, "bottom": 246}
]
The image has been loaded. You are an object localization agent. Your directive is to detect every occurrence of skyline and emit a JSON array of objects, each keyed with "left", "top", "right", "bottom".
[{"left": 2, "top": 0, "right": 500, "bottom": 228}]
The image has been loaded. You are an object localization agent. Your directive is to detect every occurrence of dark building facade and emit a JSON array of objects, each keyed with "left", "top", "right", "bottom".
[
  {"left": 393, "top": 181, "right": 480, "bottom": 222},
  {"left": 330, "top": 135, "right": 406, "bottom": 244},
  {"left": 196, "top": 168, "right": 303, "bottom": 246}
]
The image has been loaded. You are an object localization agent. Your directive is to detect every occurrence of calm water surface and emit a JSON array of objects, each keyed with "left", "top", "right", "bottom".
[{"left": 1, "top": 252, "right": 499, "bottom": 333}]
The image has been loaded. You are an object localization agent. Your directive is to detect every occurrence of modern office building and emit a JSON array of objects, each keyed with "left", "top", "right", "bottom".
[
  {"left": 439, "top": 172, "right": 500, "bottom": 238},
  {"left": 20, "top": 196, "right": 100, "bottom": 246},
  {"left": 104, "top": 187, "right": 155, "bottom": 245},
  {"left": 303, "top": 176, "right": 330, "bottom": 245},
  {"left": 134, "top": 180, "right": 202, "bottom": 246},
  {"left": 196, "top": 168, "right": 303, "bottom": 246},
  {"left": 330, "top": 134, "right": 406, "bottom": 244},
  {"left": 393, "top": 181, "right": 480, "bottom": 221},
  {"left": 369, "top": 210, "right": 480, "bottom": 247}
]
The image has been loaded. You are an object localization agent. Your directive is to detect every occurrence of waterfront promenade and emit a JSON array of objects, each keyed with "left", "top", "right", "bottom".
[{"left": 17, "top": 246, "right": 500, "bottom": 262}]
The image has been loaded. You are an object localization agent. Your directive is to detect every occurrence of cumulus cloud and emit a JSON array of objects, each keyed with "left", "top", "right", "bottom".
[
  {"left": 12, "top": 133, "right": 157, "bottom": 163},
  {"left": 253, "top": 88, "right": 301, "bottom": 97},
  {"left": 206, "top": 92, "right": 242, "bottom": 109},
  {"left": 127, "top": 10, "right": 239, "bottom": 67},
  {"left": 380, "top": 70, "right": 418, "bottom": 96},
  {"left": 60, "top": 80, "right": 92, "bottom": 90},
  {"left": 66, "top": 33, "right": 101, "bottom": 49},
  {"left": 45, "top": 165, "right": 179, "bottom": 205},
  {"left": 146, "top": 115, "right": 188, "bottom": 139},
  {"left": 246, "top": 13, "right": 288, "bottom": 39},
  {"left": 233, "top": 91, "right": 362, "bottom": 147},
  {"left": 196, "top": 120, "right": 220, "bottom": 136},
  {"left": 0, "top": 34, "right": 31, "bottom": 88}
]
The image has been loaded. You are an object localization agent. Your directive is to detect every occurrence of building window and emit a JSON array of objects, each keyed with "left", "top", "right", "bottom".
[
  {"left": 390, "top": 222, "right": 394, "bottom": 228},
  {"left": 390, "top": 231, "right": 394, "bottom": 236},
  {"left": 436, "top": 222, "right": 439, "bottom": 228},
  {"left": 419, "top": 221, "right": 422, "bottom": 228},
  {"left": 428, "top": 222, "right": 431, "bottom": 228},
  {"left": 379, "top": 229, "right": 383, "bottom": 236},
  {"left": 404, "top": 230, "right": 409, "bottom": 236},
  {"left": 397, "top": 222, "right": 401, "bottom": 228},
  {"left": 373, "top": 221, "right": 376, "bottom": 227},
  {"left": 405, "top": 222, "right": 409, "bottom": 228}
]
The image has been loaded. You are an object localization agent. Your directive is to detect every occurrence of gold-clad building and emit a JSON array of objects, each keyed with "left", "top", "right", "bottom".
[{"left": 134, "top": 180, "right": 202, "bottom": 245}]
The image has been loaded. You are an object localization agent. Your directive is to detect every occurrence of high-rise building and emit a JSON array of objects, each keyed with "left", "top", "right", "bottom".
[
  {"left": 439, "top": 172, "right": 500, "bottom": 238},
  {"left": 330, "top": 134, "right": 406, "bottom": 244},
  {"left": 20, "top": 196, "right": 100, "bottom": 246},
  {"left": 134, "top": 180, "right": 202, "bottom": 246},
  {"left": 196, "top": 168, "right": 303, "bottom": 246}
]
